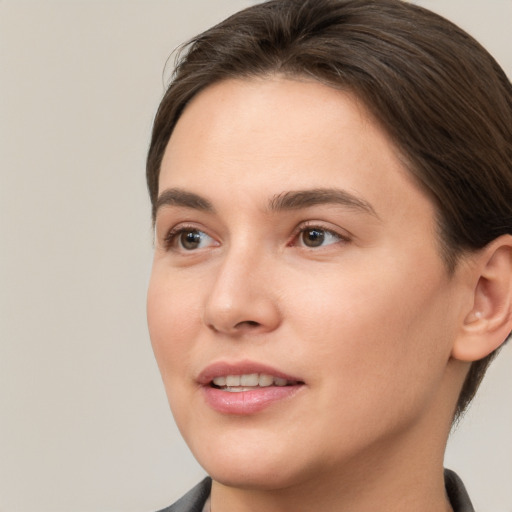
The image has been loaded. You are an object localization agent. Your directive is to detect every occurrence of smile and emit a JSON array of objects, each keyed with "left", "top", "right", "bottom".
[{"left": 199, "top": 362, "right": 305, "bottom": 414}]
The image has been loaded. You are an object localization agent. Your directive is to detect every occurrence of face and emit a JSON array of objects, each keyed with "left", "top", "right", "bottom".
[{"left": 147, "top": 77, "right": 467, "bottom": 490}]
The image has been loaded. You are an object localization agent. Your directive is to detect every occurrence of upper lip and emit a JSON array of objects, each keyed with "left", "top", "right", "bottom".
[{"left": 197, "top": 360, "right": 304, "bottom": 385}]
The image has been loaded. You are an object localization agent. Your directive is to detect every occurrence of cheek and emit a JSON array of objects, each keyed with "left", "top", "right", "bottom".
[
  {"left": 285, "top": 263, "right": 456, "bottom": 422},
  {"left": 146, "top": 269, "right": 201, "bottom": 381}
]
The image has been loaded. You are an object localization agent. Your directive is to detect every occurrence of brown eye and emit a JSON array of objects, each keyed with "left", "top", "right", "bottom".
[
  {"left": 180, "top": 230, "right": 203, "bottom": 250},
  {"left": 167, "top": 228, "right": 215, "bottom": 251},
  {"left": 301, "top": 228, "right": 325, "bottom": 247},
  {"left": 298, "top": 227, "right": 342, "bottom": 248}
]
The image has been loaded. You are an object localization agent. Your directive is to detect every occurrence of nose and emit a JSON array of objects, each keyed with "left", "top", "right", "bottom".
[{"left": 202, "top": 248, "right": 281, "bottom": 336}]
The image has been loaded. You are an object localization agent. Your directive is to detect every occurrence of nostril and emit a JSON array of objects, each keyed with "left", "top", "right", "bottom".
[{"left": 235, "top": 320, "right": 260, "bottom": 328}]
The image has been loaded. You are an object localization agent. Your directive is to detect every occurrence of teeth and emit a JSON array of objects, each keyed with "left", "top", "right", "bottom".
[
  {"left": 226, "top": 375, "right": 240, "bottom": 386},
  {"left": 258, "top": 373, "right": 274, "bottom": 387},
  {"left": 240, "top": 373, "right": 259, "bottom": 386},
  {"left": 213, "top": 376, "right": 226, "bottom": 386},
  {"left": 212, "top": 373, "right": 294, "bottom": 388}
]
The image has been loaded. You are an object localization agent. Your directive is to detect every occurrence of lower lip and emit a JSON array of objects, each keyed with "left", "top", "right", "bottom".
[{"left": 202, "top": 385, "right": 303, "bottom": 415}]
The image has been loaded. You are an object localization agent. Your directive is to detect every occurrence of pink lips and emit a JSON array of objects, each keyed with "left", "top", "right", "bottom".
[{"left": 198, "top": 361, "right": 304, "bottom": 415}]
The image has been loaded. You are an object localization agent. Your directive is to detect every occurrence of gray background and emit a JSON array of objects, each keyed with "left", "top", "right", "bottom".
[{"left": 0, "top": 1, "right": 511, "bottom": 511}]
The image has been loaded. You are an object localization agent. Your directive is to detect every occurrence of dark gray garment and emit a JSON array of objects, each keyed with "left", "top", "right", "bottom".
[
  {"left": 444, "top": 469, "right": 476, "bottom": 512},
  {"left": 157, "top": 478, "right": 211, "bottom": 512},
  {"left": 157, "top": 469, "right": 475, "bottom": 512}
]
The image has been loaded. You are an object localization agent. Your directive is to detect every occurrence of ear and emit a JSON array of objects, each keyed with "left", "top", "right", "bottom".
[{"left": 452, "top": 234, "right": 512, "bottom": 362}]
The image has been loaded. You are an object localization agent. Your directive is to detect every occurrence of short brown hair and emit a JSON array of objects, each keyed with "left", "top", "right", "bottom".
[{"left": 146, "top": 0, "right": 512, "bottom": 418}]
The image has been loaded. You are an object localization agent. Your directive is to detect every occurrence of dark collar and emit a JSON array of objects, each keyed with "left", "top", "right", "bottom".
[
  {"left": 444, "top": 468, "right": 475, "bottom": 512},
  {"left": 156, "top": 478, "right": 211, "bottom": 512}
]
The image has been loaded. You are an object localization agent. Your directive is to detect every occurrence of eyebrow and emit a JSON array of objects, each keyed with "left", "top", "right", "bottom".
[
  {"left": 268, "top": 188, "right": 378, "bottom": 217},
  {"left": 155, "top": 188, "right": 215, "bottom": 215},
  {"left": 155, "top": 187, "right": 378, "bottom": 218}
]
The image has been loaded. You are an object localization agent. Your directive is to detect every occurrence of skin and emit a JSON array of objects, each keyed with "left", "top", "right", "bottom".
[{"left": 147, "top": 77, "right": 478, "bottom": 512}]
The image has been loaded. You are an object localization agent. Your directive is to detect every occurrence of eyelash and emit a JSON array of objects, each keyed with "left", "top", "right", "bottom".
[{"left": 161, "top": 222, "right": 350, "bottom": 252}]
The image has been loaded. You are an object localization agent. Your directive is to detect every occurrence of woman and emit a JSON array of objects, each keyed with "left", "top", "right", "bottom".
[{"left": 146, "top": 0, "right": 512, "bottom": 510}]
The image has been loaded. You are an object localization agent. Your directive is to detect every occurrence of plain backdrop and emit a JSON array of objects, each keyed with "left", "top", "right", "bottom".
[{"left": 0, "top": 1, "right": 511, "bottom": 511}]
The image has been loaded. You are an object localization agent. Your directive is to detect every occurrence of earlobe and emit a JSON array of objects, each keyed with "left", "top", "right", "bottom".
[{"left": 452, "top": 235, "right": 512, "bottom": 362}]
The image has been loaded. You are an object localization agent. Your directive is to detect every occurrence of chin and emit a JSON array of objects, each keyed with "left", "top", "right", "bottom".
[
  {"left": 187, "top": 432, "right": 313, "bottom": 491},
  {"left": 205, "top": 461, "right": 307, "bottom": 491}
]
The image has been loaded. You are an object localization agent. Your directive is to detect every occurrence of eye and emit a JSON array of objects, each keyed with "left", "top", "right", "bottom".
[
  {"left": 165, "top": 227, "right": 216, "bottom": 251},
  {"left": 297, "top": 227, "right": 345, "bottom": 248}
]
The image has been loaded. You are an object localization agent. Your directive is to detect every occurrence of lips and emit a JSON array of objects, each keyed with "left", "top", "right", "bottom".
[{"left": 198, "top": 361, "right": 305, "bottom": 414}]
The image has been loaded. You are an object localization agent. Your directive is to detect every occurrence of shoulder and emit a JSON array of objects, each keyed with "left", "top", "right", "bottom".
[{"left": 156, "top": 477, "right": 212, "bottom": 512}]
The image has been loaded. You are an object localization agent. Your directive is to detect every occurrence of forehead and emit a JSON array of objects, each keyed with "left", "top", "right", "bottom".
[
  {"left": 160, "top": 77, "right": 432, "bottom": 220},
  {"left": 166, "top": 77, "right": 380, "bottom": 160}
]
